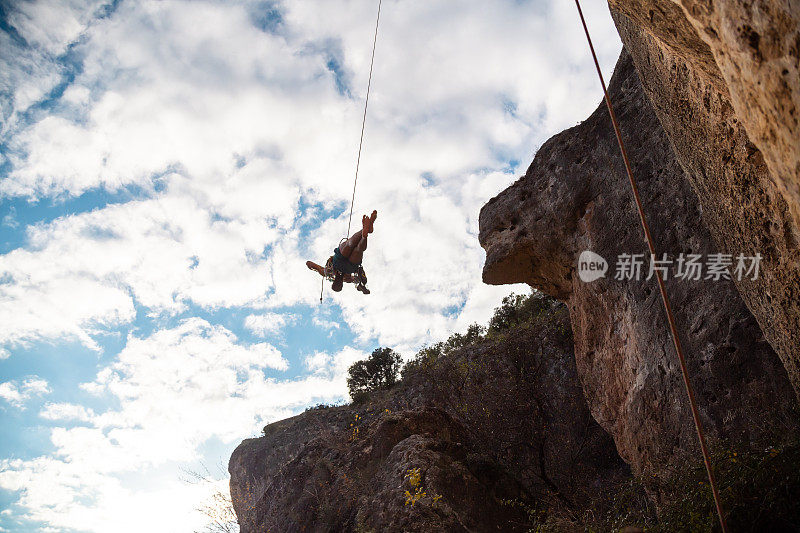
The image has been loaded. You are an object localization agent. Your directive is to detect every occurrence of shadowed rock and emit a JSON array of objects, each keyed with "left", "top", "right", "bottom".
[
  {"left": 608, "top": 0, "right": 800, "bottom": 399},
  {"left": 479, "top": 50, "right": 796, "bottom": 475},
  {"left": 230, "top": 303, "right": 629, "bottom": 532}
]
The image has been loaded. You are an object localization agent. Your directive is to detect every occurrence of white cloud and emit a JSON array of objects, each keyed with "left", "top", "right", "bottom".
[
  {"left": 0, "top": 0, "right": 107, "bottom": 137},
  {"left": 313, "top": 315, "right": 340, "bottom": 331},
  {"left": 2, "top": 0, "right": 347, "bottom": 199},
  {"left": 244, "top": 312, "right": 297, "bottom": 337},
  {"left": 0, "top": 347, "right": 10, "bottom": 360},
  {"left": 0, "top": 456, "right": 224, "bottom": 533},
  {"left": 0, "top": 0, "right": 619, "bottom": 351},
  {"left": 305, "top": 350, "right": 331, "bottom": 371},
  {"left": 0, "top": 191, "right": 285, "bottom": 347},
  {"left": 4, "top": 0, "right": 106, "bottom": 56},
  {"left": 304, "top": 346, "right": 368, "bottom": 383},
  {"left": 0, "top": 321, "right": 361, "bottom": 532},
  {"left": 0, "top": 377, "right": 51, "bottom": 408},
  {"left": 1, "top": 207, "right": 19, "bottom": 229},
  {"left": 39, "top": 402, "right": 95, "bottom": 422},
  {"left": 0, "top": 273, "right": 135, "bottom": 350}
]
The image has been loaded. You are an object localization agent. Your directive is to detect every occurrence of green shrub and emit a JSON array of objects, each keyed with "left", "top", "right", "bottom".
[
  {"left": 487, "top": 290, "right": 556, "bottom": 334},
  {"left": 402, "top": 291, "right": 562, "bottom": 380},
  {"left": 562, "top": 436, "right": 800, "bottom": 532},
  {"left": 652, "top": 439, "right": 800, "bottom": 532},
  {"left": 304, "top": 401, "right": 344, "bottom": 412},
  {"left": 347, "top": 347, "right": 402, "bottom": 403},
  {"left": 401, "top": 323, "right": 486, "bottom": 379}
]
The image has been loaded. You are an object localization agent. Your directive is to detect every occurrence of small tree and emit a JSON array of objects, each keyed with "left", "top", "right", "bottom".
[
  {"left": 487, "top": 291, "right": 555, "bottom": 334},
  {"left": 347, "top": 347, "right": 402, "bottom": 402}
]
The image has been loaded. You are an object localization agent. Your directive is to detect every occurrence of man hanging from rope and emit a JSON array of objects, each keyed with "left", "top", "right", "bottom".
[{"left": 306, "top": 210, "right": 377, "bottom": 294}]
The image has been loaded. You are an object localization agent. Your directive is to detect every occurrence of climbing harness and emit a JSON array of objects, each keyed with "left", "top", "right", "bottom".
[
  {"left": 573, "top": 2, "right": 728, "bottom": 531},
  {"left": 321, "top": 0, "right": 382, "bottom": 304},
  {"left": 325, "top": 253, "right": 367, "bottom": 285},
  {"left": 323, "top": 258, "right": 337, "bottom": 282},
  {"left": 319, "top": 255, "right": 368, "bottom": 302},
  {"left": 319, "top": 258, "right": 340, "bottom": 303}
]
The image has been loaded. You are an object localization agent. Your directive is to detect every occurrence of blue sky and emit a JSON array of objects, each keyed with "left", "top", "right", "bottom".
[{"left": 0, "top": 0, "right": 619, "bottom": 530}]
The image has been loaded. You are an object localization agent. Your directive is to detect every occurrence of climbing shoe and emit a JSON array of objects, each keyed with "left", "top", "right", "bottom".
[{"left": 356, "top": 283, "right": 370, "bottom": 295}]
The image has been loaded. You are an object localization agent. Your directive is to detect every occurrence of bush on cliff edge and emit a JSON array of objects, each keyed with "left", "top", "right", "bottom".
[{"left": 347, "top": 347, "right": 402, "bottom": 403}]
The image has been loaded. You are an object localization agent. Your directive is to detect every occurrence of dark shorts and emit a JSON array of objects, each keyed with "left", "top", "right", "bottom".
[{"left": 332, "top": 247, "right": 360, "bottom": 274}]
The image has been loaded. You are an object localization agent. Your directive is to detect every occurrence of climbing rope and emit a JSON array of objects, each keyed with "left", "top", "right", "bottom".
[
  {"left": 573, "top": 2, "right": 728, "bottom": 531},
  {"left": 320, "top": 0, "right": 382, "bottom": 305},
  {"left": 345, "top": 0, "right": 382, "bottom": 239}
]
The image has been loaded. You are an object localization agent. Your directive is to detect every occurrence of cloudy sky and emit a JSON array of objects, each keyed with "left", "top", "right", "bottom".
[{"left": 0, "top": 0, "right": 620, "bottom": 531}]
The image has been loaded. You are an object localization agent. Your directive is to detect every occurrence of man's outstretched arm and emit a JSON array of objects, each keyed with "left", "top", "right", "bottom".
[{"left": 306, "top": 261, "right": 324, "bottom": 276}]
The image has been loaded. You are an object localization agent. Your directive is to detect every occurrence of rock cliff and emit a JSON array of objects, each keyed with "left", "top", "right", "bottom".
[
  {"left": 229, "top": 299, "right": 630, "bottom": 532},
  {"left": 479, "top": 49, "right": 796, "bottom": 475},
  {"left": 607, "top": 0, "right": 800, "bottom": 398}
]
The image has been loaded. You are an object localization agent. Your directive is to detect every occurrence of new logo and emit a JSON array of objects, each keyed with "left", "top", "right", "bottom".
[{"left": 577, "top": 250, "right": 608, "bottom": 282}]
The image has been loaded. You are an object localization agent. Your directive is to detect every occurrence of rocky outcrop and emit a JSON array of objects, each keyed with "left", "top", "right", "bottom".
[
  {"left": 229, "top": 302, "right": 630, "bottom": 532},
  {"left": 611, "top": 0, "right": 800, "bottom": 199},
  {"left": 479, "top": 50, "right": 796, "bottom": 475},
  {"left": 231, "top": 407, "right": 520, "bottom": 532},
  {"left": 607, "top": 0, "right": 800, "bottom": 398}
]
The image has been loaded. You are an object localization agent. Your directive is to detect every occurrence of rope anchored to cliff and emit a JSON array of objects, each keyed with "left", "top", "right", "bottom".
[{"left": 573, "top": 2, "right": 728, "bottom": 531}]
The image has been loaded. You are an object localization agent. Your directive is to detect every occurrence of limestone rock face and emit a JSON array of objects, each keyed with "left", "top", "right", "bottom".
[
  {"left": 230, "top": 407, "right": 511, "bottom": 533},
  {"left": 229, "top": 305, "right": 628, "bottom": 532},
  {"left": 479, "top": 51, "right": 796, "bottom": 474},
  {"left": 607, "top": 0, "right": 800, "bottom": 398},
  {"left": 610, "top": 0, "right": 800, "bottom": 188}
]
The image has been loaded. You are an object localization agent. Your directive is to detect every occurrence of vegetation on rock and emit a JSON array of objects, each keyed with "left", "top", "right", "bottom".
[{"left": 347, "top": 347, "right": 402, "bottom": 403}]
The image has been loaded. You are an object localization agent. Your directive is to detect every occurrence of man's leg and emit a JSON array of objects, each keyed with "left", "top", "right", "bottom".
[
  {"left": 340, "top": 231, "right": 367, "bottom": 264},
  {"left": 339, "top": 232, "right": 363, "bottom": 259},
  {"left": 362, "top": 210, "right": 377, "bottom": 236},
  {"left": 340, "top": 210, "right": 377, "bottom": 264},
  {"left": 348, "top": 232, "right": 368, "bottom": 265}
]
